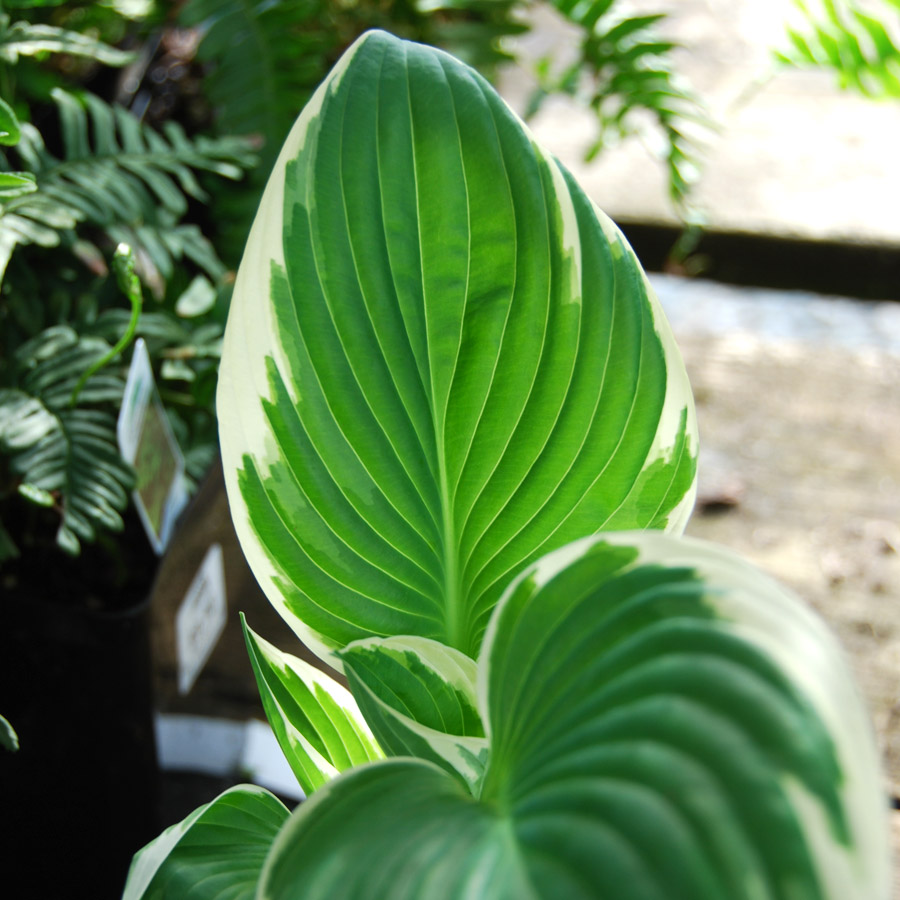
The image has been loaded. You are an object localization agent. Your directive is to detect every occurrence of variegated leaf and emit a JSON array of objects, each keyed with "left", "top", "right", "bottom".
[
  {"left": 340, "top": 635, "right": 488, "bottom": 790},
  {"left": 217, "top": 30, "right": 697, "bottom": 663},
  {"left": 243, "top": 617, "right": 382, "bottom": 796},
  {"left": 257, "top": 533, "right": 890, "bottom": 900}
]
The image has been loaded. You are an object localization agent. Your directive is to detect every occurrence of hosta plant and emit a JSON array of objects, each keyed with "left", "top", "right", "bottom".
[{"left": 124, "top": 31, "right": 890, "bottom": 900}]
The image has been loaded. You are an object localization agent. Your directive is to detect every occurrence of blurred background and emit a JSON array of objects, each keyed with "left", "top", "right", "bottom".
[{"left": 1, "top": 0, "right": 898, "bottom": 895}]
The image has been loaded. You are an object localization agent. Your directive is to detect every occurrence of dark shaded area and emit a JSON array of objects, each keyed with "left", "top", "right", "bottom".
[
  {"left": 618, "top": 221, "right": 900, "bottom": 302},
  {"left": 0, "top": 593, "right": 160, "bottom": 900},
  {"left": 0, "top": 503, "right": 159, "bottom": 614}
]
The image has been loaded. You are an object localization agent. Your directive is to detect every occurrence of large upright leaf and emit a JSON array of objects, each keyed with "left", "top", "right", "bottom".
[
  {"left": 258, "top": 534, "right": 890, "bottom": 900},
  {"left": 218, "top": 30, "right": 697, "bottom": 661}
]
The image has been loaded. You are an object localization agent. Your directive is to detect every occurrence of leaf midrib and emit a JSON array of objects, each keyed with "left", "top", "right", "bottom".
[{"left": 406, "top": 48, "right": 469, "bottom": 653}]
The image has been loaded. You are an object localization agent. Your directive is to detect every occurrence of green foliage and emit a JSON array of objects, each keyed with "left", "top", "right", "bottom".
[
  {"left": 0, "top": 324, "right": 134, "bottom": 556},
  {"left": 69, "top": 242, "right": 142, "bottom": 406},
  {"left": 218, "top": 28, "right": 697, "bottom": 659},
  {"left": 177, "top": 0, "right": 529, "bottom": 261},
  {"left": 0, "top": 97, "right": 23, "bottom": 146},
  {"left": 0, "top": 1, "right": 258, "bottom": 563},
  {"left": 0, "top": 9, "right": 134, "bottom": 67},
  {"left": 254, "top": 534, "right": 872, "bottom": 899},
  {"left": 122, "top": 785, "right": 289, "bottom": 900},
  {"left": 123, "top": 32, "right": 890, "bottom": 900},
  {"left": 0, "top": 714, "right": 19, "bottom": 752},
  {"left": 243, "top": 616, "right": 383, "bottom": 796},
  {"left": 181, "top": 0, "right": 703, "bottom": 258},
  {"left": 179, "top": 0, "right": 525, "bottom": 168},
  {"left": 533, "top": 1, "right": 709, "bottom": 212},
  {"left": 777, "top": 0, "right": 900, "bottom": 97},
  {"left": 87, "top": 280, "right": 231, "bottom": 488},
  {"left": 0, "top": 87, "right": 255, "bottom": 291}
]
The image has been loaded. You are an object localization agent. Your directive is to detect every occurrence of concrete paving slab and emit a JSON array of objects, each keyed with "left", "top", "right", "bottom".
[
  {"left": 651, "top": 272, "right": 900, "bottom": 351},
  {"left": 499, "top": 0, "right": 900, "bottom": 247}
]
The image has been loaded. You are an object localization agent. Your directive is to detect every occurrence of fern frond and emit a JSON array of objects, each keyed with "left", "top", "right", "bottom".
[
  {"left": 0, "top": 327, "right": 133, "bottom": 556},
  {"left": 0, "top": 89, "right": 255, "bottom": 290},
  {"left": 777, "top": 0, "right": 900, "bottom": 98},
  {"left": 0, "top": 11, "right": 134, "bottom": 66},
  {"left": 538, "top": 1, "right": 711, "bottom": 213},
  {"left": 0, "top": 97, "right": 22, "bottom": 147}
]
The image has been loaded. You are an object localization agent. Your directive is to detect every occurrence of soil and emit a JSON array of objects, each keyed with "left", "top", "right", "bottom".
[{"left": 681, "top": 333, "right": 900, "bottom": 787}]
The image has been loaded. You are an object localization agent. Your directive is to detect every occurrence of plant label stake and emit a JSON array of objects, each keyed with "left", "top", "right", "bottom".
[
  {"left": 175, "top": 542, "right": 228, "bottom": 695},
  {"left": 117, "top": 338, "right": 189, "bottom": 554}
]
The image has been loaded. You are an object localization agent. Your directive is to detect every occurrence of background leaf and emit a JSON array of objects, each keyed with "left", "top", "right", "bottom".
[
  {"left": 0, "top": 12, "right": 135, "bottom": 66},
  {"left": 538, "top": 1, "right": 711, "bottom": 212},
  {"left": 218, "top": 30, "right": 698, "bottom": 663},
  {"left": 0, "top": 326, "right": 134, "bottom": 554},
  {"left": 777, "top": 0, "right": 900, "bottom": 98},
  {"left": 0, "top": 88, "right": 254, "bottom": 292},
  {"left": 0, "top": 97, "right": 22, "bottom": 147}
]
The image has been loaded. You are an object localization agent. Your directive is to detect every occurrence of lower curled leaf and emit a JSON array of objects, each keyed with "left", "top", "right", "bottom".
[
  {"left": 260, "top": 760, "right": 534, "bottom": 900},
  {"left": 258, "top": 533, "right": 889, "bottom": 900},
  {"left": 123, "top": 785, "right": 288, "bottom": 900}
]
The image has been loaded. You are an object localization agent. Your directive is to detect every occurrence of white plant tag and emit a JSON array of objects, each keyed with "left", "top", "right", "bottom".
[
  {"left": 117, "top": 338, "right": 189, "bottom": 554},
  {"left": 176, "top": 543, "right": 227, "bottom": 695}
]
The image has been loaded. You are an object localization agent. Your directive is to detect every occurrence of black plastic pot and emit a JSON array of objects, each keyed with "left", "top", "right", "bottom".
[{"left": 0, "top": 590, "right": 160, "bottom": 899}]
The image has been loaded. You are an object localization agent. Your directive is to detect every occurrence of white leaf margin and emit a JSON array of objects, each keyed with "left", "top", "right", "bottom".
[
  {"left": 122, "top": 784, "right": 287, "bottom": 900},
  {"left": 217, "top": 34, "right": 365, "bottom": 666},
  {"left": 218, "top": 30, "right": 698, "bottom": 672}
]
